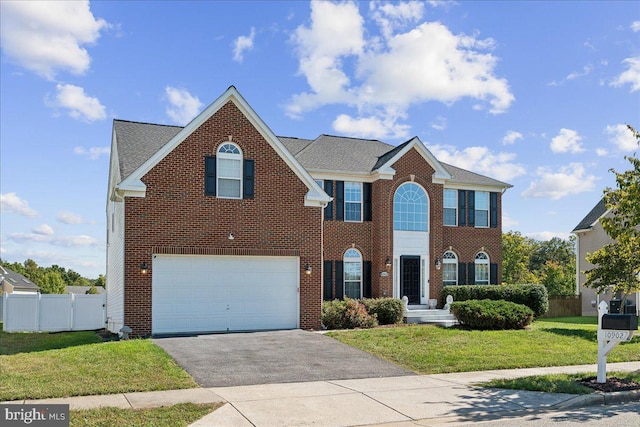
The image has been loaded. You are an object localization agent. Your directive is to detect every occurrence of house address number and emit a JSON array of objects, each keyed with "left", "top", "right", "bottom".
[{"left": 597, "top": 330, "right": 632, "bottom": 342}]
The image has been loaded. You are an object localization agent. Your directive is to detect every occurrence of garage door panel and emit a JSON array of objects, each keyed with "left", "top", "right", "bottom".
[{"left": 152, "top": 255, "right": 298, "bottom": 334}]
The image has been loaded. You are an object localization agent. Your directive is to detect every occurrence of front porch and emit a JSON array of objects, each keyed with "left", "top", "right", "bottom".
[{"left": 403, "top": 304, "right": 458, "bottom": 327}]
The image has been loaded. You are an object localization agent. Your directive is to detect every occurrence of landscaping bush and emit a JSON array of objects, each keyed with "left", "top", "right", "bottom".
[
  {"left": 362, "top": 298, "right": 404, "bottom": 325},
  {"left": 322, "top": 298, "right": 378, "bottom": 329},
  {"left": 450, "top": 299, "right": 534, "bottom": 330},
  {"left": 442, "top": 284, "right": 548, "bottom": 317}
]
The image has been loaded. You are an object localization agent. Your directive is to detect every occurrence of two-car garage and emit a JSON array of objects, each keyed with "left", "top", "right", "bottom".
[{"left": 151, "top": 255, "right": 299, "bottom": 335}]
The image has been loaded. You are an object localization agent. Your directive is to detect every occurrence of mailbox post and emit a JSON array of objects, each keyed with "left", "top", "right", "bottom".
[{"left": 597, "top": 301, "right": 638, "bottom": 383}]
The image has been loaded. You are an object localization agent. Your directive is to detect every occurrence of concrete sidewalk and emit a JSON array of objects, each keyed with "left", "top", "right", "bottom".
[{"left": 4, "top": 362, "right": 638, "bottom": 426}]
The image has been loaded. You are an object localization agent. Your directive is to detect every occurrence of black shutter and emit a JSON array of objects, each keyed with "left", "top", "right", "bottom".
[
  {"left": 458, "top": 262, "right": 467, "bottom": 285},
  {"left": 363, "top": 183, "right": 372, "bottom": 222},
  {"left": 363, "top": 261, "right": 372, "bottom": 298},
  {"left": 490, "top": 192, "right": 498, "bottom": 228},
  {"left": 243, "top": 159, "right": 255, "bottom": 199},
  {"left": 323, "top": 261, "right": 334, "bottom": 301},
  {"left": 458, "top": 190, "right": 466, "bottom": 226},
  {"left": 335, "top": 181, "right": 345, "bottom": 221},
  {"left": 468, "top": 263, "right": 475, "bottom": 285},
  {"left": 205, "top": 156, "right": 216, "bottom": 196},
  {"left": 467, "top": 190, "right": 475, "bottom": 227},
  {"left": 490, "top": 263, "right": 498, "bottom": 285},
  {"left": 324, "top": 181, "right": 334, "bottom": 220},
  {"left": 335, "top": 261, "right": 344, "bottom": 299}
]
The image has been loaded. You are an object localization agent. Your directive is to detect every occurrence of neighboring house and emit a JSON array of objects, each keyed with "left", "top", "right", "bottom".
[
  {"left": 0, "top": 266, "right": 39, "bottom": 294},
  {"left": 573, "top": 198, "right": 639, "bottom": 316},
  {"left": 66, "top": 286, "right": 105, "bottom": 295},
  {"left": 106, "top": 86, "right": 511, "bottom": 336}
]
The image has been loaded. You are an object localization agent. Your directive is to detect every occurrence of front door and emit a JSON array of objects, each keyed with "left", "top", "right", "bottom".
[{"left": 400, "top": 256, "right": 420, "bottom": 304}]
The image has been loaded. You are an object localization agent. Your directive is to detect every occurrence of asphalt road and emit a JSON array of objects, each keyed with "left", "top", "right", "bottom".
[{"left": 153, "top": 329, "right": 414, "bottom": 387}]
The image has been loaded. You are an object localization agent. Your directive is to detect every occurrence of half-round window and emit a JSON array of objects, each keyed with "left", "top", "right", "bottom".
[{"left": 394, "top": 182, "right": 428, "bottom": 231}]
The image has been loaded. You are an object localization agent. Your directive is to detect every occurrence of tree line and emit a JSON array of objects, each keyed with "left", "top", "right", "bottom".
[{"left": 0, "top": 259, "right": 104, "bottom": 294}]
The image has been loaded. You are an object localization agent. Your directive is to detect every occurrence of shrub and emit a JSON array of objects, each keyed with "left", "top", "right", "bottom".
[
  {"left": 450, "top": 299, "right": 534, "bottom": 330},
  {"left": 442, "top": 284, "right": 548, "bottom": 317},
  {"left": 362, "top": 298, "right": 404, "bottom": 325},
  {"left": 322, "top": 298, "right": 378, "bottom": 329}
]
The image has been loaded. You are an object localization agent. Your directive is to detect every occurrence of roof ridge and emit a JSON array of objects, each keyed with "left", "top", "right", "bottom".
[
  {"left": 114, "top": 119, "right": 184, "bottom": 128},
  {"left": 319, "top": 133, "right": 386, "bottom": 143}
]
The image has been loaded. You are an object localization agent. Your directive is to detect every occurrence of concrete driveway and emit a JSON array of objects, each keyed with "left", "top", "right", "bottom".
[{"left": 152, "top": 329, "right": 414, "bottom": 387}]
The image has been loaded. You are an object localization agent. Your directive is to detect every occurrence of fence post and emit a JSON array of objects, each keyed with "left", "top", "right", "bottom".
[
  {"left": 70, "top": 293, "right": 75, "bottom": 330},
  {"left": 35, "top": 293, "right": 41, "bottom": 332}
]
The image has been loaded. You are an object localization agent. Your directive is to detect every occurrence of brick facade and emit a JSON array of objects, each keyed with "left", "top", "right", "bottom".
[{"left": 122, "top": 101, "right": 322, "bottom": 336}]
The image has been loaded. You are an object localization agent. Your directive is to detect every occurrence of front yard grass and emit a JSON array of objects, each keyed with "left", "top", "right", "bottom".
[
  {"left": 70, "top": 402, "right": 222, "bottom": 427},
  {"left": 326, "top": 316, "right": 640, "bottom": 374},
  {"left": 0, "top": 325, "right": 197, "bottom": 401}
]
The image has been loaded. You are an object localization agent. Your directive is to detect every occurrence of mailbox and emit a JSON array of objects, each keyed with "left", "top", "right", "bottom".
[{"left": 601, "top": 314, "right": 638, "bottom": 330}]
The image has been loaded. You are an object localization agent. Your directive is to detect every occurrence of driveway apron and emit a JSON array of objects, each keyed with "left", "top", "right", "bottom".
[{"left": 152, "top": 329, "right": 414, "bottom": 387}]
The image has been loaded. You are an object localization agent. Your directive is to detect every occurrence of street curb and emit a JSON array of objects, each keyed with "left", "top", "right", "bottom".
[{"left": 552, "top": 389, "right": 639, "bottom": 410}]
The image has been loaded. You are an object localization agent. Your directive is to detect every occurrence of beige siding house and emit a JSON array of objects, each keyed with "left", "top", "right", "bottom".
[{"left": 573, "top": 198, "right": 639, "bottom": 316}]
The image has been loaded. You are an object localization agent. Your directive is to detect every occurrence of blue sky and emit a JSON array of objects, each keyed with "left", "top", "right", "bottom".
[{"left": 1, "top": 1, "right": 639, "bottom": 278}]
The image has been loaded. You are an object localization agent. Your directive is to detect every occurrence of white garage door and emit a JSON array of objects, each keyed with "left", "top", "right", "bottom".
[{"left": 152, "top": 255, "right": 299, "bottom": 334}]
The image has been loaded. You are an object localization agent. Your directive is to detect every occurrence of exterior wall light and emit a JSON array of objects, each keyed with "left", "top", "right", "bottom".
[
  {"left": 305, "top": 264, "right": 312, "bottom": 275},
  {"left": 434, "top": 257, "right": 441, "bottom": 270},
  {"left": 140, "top": 262, "right": 148, "bottom": 274},
  {"left": 228, "top": 232, "right": 234, "bottom": 240},
  {"left": 385, "top": 257, "right": 392, "bottom": 269}
]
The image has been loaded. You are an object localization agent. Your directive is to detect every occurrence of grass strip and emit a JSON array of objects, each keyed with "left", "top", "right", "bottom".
[{"left": 479, "top": 371, "right": 640, "bottom": 394}]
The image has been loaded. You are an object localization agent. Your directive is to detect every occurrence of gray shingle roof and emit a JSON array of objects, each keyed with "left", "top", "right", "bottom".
[
  {"left": 0, "top": 266, "right": 39, "bottom": 292},
  {"left": 66, "top": 285, "right": 105, "bottom": 294},
  {"left": 114, "top": 120, "right": 182, "bottom": 180},
  {"left": 111, "top": 120, "right": 511, "bottom": 188},
  {"left": 573, "top": 198, "right": 607, "bottom": 232}
]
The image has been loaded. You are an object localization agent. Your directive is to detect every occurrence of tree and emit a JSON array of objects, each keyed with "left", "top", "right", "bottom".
[
  {"left": 502, "top": 231, "right": 539, "bottom": 284},
  {"left": 541, "top": 261, "right": 575, "bottom": 296},
  {"left": 39, "top": 271, "right": 66, "bottom": 294},
  {"left": 585, "top": 125, "right": 640, "bottom": 300}
]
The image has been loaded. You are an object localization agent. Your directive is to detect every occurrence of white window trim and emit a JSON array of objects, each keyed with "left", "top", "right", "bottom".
[
  {"left": 442, "top": 251, "right": 458, "bottom": 286},
  {"left": 443, "top": 189, "right": 458, "bottom": 227},
  {"left": 344, "top": 182, "right": 363, "bottom": 223},
  {"left": 475, "top": 191, "right": 489, "bottom": 228},
  {"left": 393, "top": 182, "right": 429, "bottom": 232},
  {"left": 344, "top": 248, "right": 363, "bottom": 299},
  {"left": 475, "top": 251, "right": 490, "bottom": 285},
  {"left": 217, "top": 143, "right": 242, "bottom": 199}
]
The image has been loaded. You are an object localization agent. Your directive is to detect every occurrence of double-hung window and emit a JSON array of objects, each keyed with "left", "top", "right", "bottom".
[
  {"left": 344, "top": 182, "right": 362, "bottom": 222},
  {"left": 217, "top": 143, "right": 242, "bottom": 198},
  {"left": 344, "top": 249, "right": 362, "bottom": 298},
  {"left": 475, "top": 191, "right": 489, "bottom": 227},
  {"left": 443, "top": 189, "right": 457, "bottom": 226},
  {"left": 475, "top": 252, "right": 490, "bottom": 285},
  {"left": 442, "top": 251, "right": 458, "bottom": 286}
]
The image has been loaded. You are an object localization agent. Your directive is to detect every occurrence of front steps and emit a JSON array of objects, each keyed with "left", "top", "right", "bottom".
[{"left": 403, "top": 308, "right": 458, "bottom": 327}]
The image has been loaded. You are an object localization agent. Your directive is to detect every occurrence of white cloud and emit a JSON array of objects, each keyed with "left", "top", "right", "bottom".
[
  {"left": 287, "top": 1, "right": 513, "bottom": 134},
  {"left": 596, "top": 148, "right": 608, "bottom": 157},
  {"left": 57, "top": 211, "right": 94, "bottom": 225},
  {"left": 605, "top": 124, "right": 638, "bottom": 152},
  {"left": 332, "top": 113, "right": 410, "bottom": 139},
  {"left": 74, "top": 146, "right": 110, "bottom": 160},
  {"left": 8, "top": 233, "right": 51, "bottom": 244},
  {"left": 611, "top": 56, "right": 640, "bottom": 92},
  {"left": 525, "top": 231, "right": 572, "bottom": 241},
  {"left": 566, "top": 65, "right": 592, "bottom": 80},
  {"left": 232, "top": 27, "right": 256, "bottom": 62},
  {"left": 1, "top": 193, "right": 37, "bottom": 217},
  {"left": 8, "top": 232, "right": 100, "bottom": 247},
  {"left": 0, "top": 1, "right": 108, "bottom": 79},
  {"left": 502, "top": 212, "right": 518, "bottom": 229},
  {"left": 33, "top": 224, "right": 54, "bottom": 236},
  {"left": 502, "top": 130, "right": 523, "bottom": 145},
  {"left": 522, "top": 163, "right": 597, "bottom": 200},
  {"left": 430, "top": 116, "right": 447, "bottom": 131},
  {"left": 631, "top": 21, "right": 640, "bottom": 32},
  {"left": 550, "top": 128, "right": 584, "bottom": 153},
  {"left": 165, "top": 86, "right": 203, "bottom": 125},
  {"left": 54, "top": 83, "right": 106, "bottom": 122},
  {"left": 429, "top": 144, "right": 525, "bottom": 182}
]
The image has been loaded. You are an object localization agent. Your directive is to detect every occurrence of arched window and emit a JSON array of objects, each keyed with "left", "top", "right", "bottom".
[
  {"left": 442, "top": 251, "right": 458, "bottom": 286},
  {"left": 344, "top": 249, "right": 362, "bottom": 299},
  {"left": 475, "top": 252, "right": 490, "bottom": 285},
  {"left": 393, "top": 183, "right": 428, "bottom": 231},
  {"left": 217, "top": 143, "right": 242, "bottom": 198}
]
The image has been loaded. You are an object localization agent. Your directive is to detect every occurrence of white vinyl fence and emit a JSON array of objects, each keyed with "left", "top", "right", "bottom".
[{"left": 2, "top": 293, "right": 106, "bottom": 332}]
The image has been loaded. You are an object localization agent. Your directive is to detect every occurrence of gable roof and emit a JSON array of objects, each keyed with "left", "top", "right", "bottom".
[
  {"left": 573, "top": 197, "right": 608, "bottom": 232},
  {"left": 441, "top": 162, "right": 512, "bottom": 189},
  {"left": 0, "top": 266, "right": 39, "bottom": 292},
  {"left": 66, "top": 285, "right": 105, "bottom": 294},
  {"left": 113, "top": 86, "right": 330, "bottom": 207}
]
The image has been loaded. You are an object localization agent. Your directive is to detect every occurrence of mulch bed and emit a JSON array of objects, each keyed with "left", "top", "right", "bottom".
[{"left": 578, "top": 376, "right": 640, "bottom": 392}]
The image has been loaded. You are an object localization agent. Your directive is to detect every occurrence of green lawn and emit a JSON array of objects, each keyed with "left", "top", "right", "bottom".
[
  {"left": 0, "top": 325, "right": 197, "bottom": 401},
  {"left": 70, "top": 403, "right": 221, "bottom": 427},
  {"left": 327, "top": 317, "right": 640, "bottom": 374}
]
